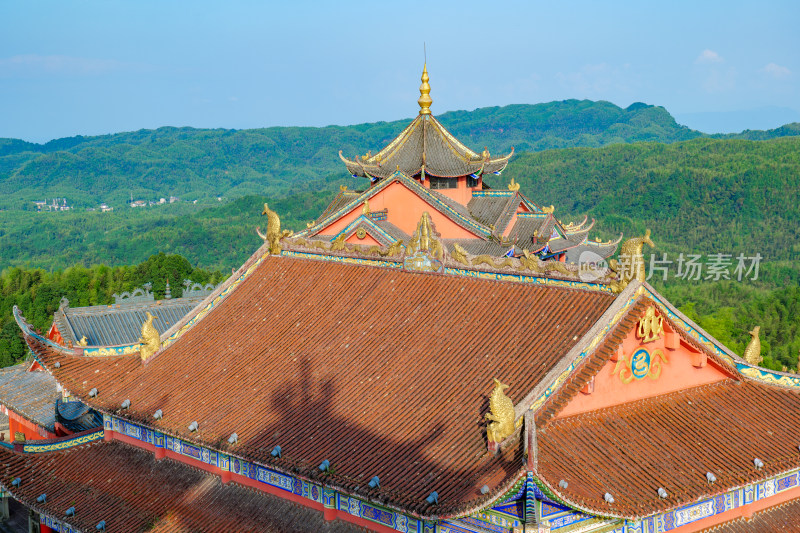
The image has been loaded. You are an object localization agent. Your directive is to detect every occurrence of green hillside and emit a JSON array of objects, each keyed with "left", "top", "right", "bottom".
[
  {"left": 498, "top": 137, "right": 800, "bottom": 261},
  {"left": 2, "top": 99, "right": 797, "bottom": 211}
]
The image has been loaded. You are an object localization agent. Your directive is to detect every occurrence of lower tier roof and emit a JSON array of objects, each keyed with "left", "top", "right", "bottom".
[
  {"left": 539, "top": 379, "right": 800, "bottom": 518},
  {"left": 0, "top": 439, "right": 363, "bottom": 533}
]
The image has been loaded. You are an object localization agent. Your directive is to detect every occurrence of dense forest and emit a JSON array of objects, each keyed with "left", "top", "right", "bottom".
[{"left": 0, "top": 253, "right": 224, "bottom": 367}]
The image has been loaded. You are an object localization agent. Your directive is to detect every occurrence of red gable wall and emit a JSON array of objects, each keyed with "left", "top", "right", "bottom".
[
  {"left": 318, "top": 181, "right": 480, "bottom": 239},
  {"left": 557, "top": 307, "right": 729, "bottom": 419}
]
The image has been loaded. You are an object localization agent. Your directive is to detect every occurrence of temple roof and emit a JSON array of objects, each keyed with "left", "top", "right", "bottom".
[
  {"left": 539, "top": 379, "right": 800, "bottom": 518},
  {"left": 0, "top": 363, "right": 59, "bottom": 432},
  {"left": 19, "top": 252, "right": 616, "bottom": 517},
  {"left": 339, "top": 66, "right": 512, "bottom": 180},
  {"left": 0, "top": 439, "right": 363, "bottom": 533},
  {"left": 53, "top": 296, "right": 204, "bottom": 347}
]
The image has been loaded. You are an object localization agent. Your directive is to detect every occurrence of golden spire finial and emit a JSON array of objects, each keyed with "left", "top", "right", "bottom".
[{"left": 418, "top": 64, "right": 432, "bottom": 115}]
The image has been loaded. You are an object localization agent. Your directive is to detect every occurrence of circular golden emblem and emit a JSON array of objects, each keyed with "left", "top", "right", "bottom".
[{"left": 356, "top": 228, "right": 367, "bottom": 239}]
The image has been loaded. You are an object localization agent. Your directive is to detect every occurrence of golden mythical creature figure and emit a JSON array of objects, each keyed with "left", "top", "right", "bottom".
[
  {"left": 330, "top": 233, "right": 347, "bottom": 252},
  {"left": 485, "top": 378, "right": 515, "bottom": 444},
  {"left": 608, "top": 229, "right": 654, "bottom": 293},
  {"left": 76, "top": 336, "right": 88, "bottom": 347},
  {"left": 384, "top": 239, "right": 404, "bottom": 257},
  {"left": 743, "top": 326, "right": 762, "bottom": 365},
  {"left": 541, "top": 205, "right": 555, "bottom": 214},
  {"left": 451, "top": 243, "right": 470, "bottom": 265},
  {"left": 257, "top": 203, "right": 292, "bottom": 254},
  {"left": 139, "top": 312, "right": 160, "bottom": 362},
  {"left": 508, "top": 177, "right": 520, "bottom": 192}
]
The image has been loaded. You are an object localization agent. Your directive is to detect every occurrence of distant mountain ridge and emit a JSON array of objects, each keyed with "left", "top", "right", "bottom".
[{"left": 0, "top": 99, "right": 798, "bottom": 209}]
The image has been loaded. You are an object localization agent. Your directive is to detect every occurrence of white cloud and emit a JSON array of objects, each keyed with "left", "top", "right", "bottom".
[
  {"left": 762, "top": 62, "right": 791, "bottom": 79},
  {"left": 695, "top": 49, "right": 723, "bottom": 65}
]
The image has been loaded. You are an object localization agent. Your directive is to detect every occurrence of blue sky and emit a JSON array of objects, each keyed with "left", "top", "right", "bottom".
[{"left": 1, "top": 0, "right": 798, "bottom": 142}]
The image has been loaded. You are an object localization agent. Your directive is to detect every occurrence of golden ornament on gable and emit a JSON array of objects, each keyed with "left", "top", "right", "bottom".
[
  {"left": 356, "top": 228, "right": 367, "bottom": 239},
  {"left": 637, "top": 305, "right": 664, "bottom": 343},
  {"left": 614, "top": 347, "right": 668, "bottom": 384}
]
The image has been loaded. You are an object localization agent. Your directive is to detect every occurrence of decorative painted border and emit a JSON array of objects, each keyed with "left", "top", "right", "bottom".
[
  {"left": 332, "top": 214, "right": 397, "bottom": 244},
  {"left": 443, "top": 267, "right": 612, "bottom": 293},
  {"left": 517, "top": 212, "right": 547, "bottom": 218},
  {"left": 627, "top": 468, "right": 800, "bottom": 532},
  {"left": 105, "top": 415, "right": 429, "bottom": 533},
  {"left": 737, "top": 363, "right": 800, "bottom": 389},
  {"left": 471, "top": 191, "right": 515, "bottom": 198},
  {"left": 645, "top": 289, "right": 735, "bottom": 365},
  {"left": 83, "top": 344, "right": 139, "bottom": 357},
  {"left": 21, "top": 428, "right": 103, "bottom": 453},
  {"left": 40, "top": 516, "right": 78, "bottom": 533},
  {"left": 282, "top": 250, "right": 404, "bottom": 270}
]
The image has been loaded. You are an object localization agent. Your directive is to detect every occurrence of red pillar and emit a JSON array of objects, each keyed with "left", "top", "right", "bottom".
[
  {"left": 7, "top": 417, "right": 17, "bottom": 441},
  {"left": 104, "top": 429, "right": 114, "bottom": 442}
]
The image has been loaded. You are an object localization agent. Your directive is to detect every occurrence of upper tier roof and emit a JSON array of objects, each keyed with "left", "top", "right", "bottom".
[
  {"left": 19, "top": 251, "right": 616, "bottom": 517},
  {"left": 339, "top": 66, "right": 512, "bottom": 180},
  {"left": 340, "top": 114, "right": 513, "bottom": 180}
]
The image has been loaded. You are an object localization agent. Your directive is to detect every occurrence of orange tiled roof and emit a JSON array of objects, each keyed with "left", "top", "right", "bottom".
[
  {"left": 537, "top": 379, "right": 800, "bottom": 518},
  {"left": 0, "top": 439, "right": 365, "bottom": 533},
  {"left": 23, "top": 253, "right": 615, "bottom": 516}
]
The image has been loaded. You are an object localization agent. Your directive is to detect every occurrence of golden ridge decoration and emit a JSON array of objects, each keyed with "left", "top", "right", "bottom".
[
  {"left": 407, "top": 212, "right": 443, "bottom": 260},
  {"left": 542, "top": 205, "right": 555, "bottom": 214},
  {"left": 257, "top": 203, "right": 293, "bottom": 254},
  {"left": 743, "top": 326, "right": 762, "bottom": 365},
  {"left": 77, "top": 336, "right": 88, "bottom": 347},
  {"left": 362, "top": 199, "right": 371, "bottom": 216},
  {"left": 508, "top": 177, "right": 520, "bottom": 192},
  {"left": 637, "top": 306, "right": 664, "bottom": 343},
  {"left": 139, "top": 311, "right": 161, "bottom": 362},
  {"left": 339, "top": 184, "right": 348, "bottom": 192},
  {"left": 486, "top": 379, "right": 515, "bottom": 443}
]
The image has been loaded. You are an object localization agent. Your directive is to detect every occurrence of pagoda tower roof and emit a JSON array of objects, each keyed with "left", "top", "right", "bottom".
[{"left": 339, "top": 65, "right": 513, "bottom": 180}]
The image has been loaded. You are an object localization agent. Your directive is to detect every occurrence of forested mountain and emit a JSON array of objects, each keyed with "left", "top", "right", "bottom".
[
  {"left": 1, "top": 100, "right": 798, "bottom": 210},
  {"left": 498, "top": 137, "right": 800, "bottom": 260}
]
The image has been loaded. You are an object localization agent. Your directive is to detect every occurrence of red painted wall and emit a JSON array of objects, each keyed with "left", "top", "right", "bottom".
[{"left": 6, "top": 410, "right": 56, "bottom": 441}]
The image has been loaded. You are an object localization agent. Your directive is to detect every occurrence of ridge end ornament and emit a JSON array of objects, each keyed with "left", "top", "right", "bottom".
[
  {"left": 743, "top": 326, "right": 762, "bottom": 365},
  {"left": 257, "top": 203, "right": 293, "bottom": 254},
  {"left": 139, "top": 312, "right": 161, "bottom": 362},
  {"left": 486, "top": 378, "right": 515, "bottom": 445}
]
